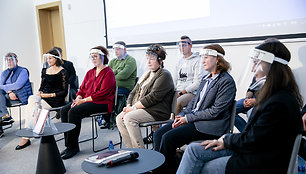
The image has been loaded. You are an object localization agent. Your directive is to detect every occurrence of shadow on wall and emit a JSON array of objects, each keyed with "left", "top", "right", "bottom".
[{"left": 292, "top": 45, "right": 306, "bottom": 101}]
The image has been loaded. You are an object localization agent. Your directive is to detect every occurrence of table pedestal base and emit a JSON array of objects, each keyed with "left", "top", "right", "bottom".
[{"left": 36, "top": 135, "right": 66, "bottom": 174}]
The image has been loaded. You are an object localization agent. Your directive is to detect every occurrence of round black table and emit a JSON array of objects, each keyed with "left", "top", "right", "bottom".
[
  {"left": 82, "top": 148, "right": 165, "bottom": 174},
  {"left": 16, "top": 122, "right": 75, "bottom": 174}
]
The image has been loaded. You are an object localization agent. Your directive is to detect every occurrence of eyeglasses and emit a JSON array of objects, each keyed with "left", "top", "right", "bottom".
[
  {"left": 147, "top": 45, "right": 160, "bottom": 52},
  {"left": 5, "top": 57, "right": 15, "bottom": 62}
]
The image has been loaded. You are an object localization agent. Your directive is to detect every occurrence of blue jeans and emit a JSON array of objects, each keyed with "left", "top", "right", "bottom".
[
  {"left": 177, "top": 143, "right": 233, "bottom": 174},
  {"left": 0, "top": 89, "right": 21, "bottom": 131},
  {"left": 117, "top": 87, "right": 131, "bottom": 98},
  {"left": 234, "top": 98, "right": 251, "bottom": 132}
]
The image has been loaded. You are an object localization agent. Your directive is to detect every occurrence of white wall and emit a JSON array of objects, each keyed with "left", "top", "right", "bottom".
[
  {"left": 1, "top": 0, "right": 306, "bottom": 103},
  {"left": 0, "top": 0, "right": 41, "bottom": 91},
  {"left": 60, "top": 0, "right": 106, "bottom": 81}
]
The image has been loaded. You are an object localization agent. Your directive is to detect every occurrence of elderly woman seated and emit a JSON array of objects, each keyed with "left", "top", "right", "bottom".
[{"left": 116, "top": 44, "right": 174, "bottom": 149}]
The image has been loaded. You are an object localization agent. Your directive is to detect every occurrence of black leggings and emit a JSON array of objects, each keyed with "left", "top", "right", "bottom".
[{"left": 60, "top": 102, "right": 108, "bottom": 149}]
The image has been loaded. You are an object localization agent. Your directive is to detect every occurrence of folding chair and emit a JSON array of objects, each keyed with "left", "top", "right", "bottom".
[
  {"left": 79, "top": 86, "right": 122, "bottom": 152},
  {"left": 229, "top": 100, "right": 237, "bottom": 133},
  {"left": 139, "top": 91, "right": 177, "bottom": 149},
  {"left": 287, "top": 134, "right": 302, "bottom": 174},
  {"left": 50, "top": 84, "right": 71, "bottom": 120},
  {"left": 5, "top": 82, "right": 34, "bottom": 130}
]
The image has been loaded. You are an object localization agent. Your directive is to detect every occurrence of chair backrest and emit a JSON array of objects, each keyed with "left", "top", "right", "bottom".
[
  {"left": 287, "top": 134, "right": 302, "bottom": 174},
  {"left": 229, "top": 100, "right": 236, "bottom": 133},
  {"left": 114, "top": 86, "right": 118, "bottom": 108},
  {"left": 30, "top": 82, "right": 34, "bottom": 93},
  {"left": 65, "top": 84, "right": 70, "bottom": 103},
  {"left": 170, "top": 91, "right": 178, "bottom": 120},
  {"left": 74, "top": 75, "right": 79, "bottom": 90}
]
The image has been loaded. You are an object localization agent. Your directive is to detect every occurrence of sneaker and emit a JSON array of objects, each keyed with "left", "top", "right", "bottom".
[
  {"left": 143, "top": 132, "right": 154, "bottom": 144},
  {"left": 0, "top": 131, "right": 4, "bottom": 138},
  {"left": 1, "top": 115, "right": 14, "bottom": 124}
]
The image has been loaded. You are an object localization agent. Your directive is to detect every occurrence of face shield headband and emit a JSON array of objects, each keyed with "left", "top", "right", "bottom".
[
  {"left": 112, "top": 44, "right": 125, "bottom": 49},
  {"left": 176, "top": 41, "right": 192, "bottom": 47},
  {"left": 146, "top": 45, "right": 162, "bottom": 60},
  {"left": 42, "top": 53, "right": 63, "bottom": 68},
  {"left": 43, "top": 53, "right": 62, "bottom": 60},
  {"left": 248, "top": 48, "right": 288, "bottom": 65},
  {"left": 146, "top": 51, "right": 159, "bottom": 59},
  {"left": 200, "top": 49, "right": 224, "bottom": 58}
]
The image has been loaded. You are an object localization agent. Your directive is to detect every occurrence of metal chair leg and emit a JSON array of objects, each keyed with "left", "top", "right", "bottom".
[{"left": 19, "top": 106, "right": 21, "bottom": 130}]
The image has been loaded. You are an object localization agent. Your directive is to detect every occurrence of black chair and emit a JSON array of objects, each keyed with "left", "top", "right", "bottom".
[
  {"left": 229, "top": 100, "right": 237, "bottom": 133},
  {"left": 139, "top": 91, "right": 177, "bottom": 149},
  {"left": 79, "top": 86, "right": 122, "bottom": 152},
  {"left": 50, "top": 84, "right": 71, "bottom": 120},
  {"left": 5, "top": 82, "right": 34, "bottom": 130}
]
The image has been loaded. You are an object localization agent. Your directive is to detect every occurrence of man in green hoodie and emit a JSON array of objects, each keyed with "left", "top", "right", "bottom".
[{"left": 109, "top": 41, "right": 137, "bottom": 97}]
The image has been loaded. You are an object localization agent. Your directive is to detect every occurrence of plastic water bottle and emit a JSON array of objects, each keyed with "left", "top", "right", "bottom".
[
  {"left": 298, "top": 155, "right": 305, "bottom": 174},
  {"left": 97, "top": 116, "right": 103, "bottom": 126},
  {"left": 108, "top": 140, "right": 114, "bottom": 151}
]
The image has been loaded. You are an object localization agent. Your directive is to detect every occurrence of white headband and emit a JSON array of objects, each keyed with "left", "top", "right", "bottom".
[
  {"left": 90, "top": 49, "right": 104, "bottom": 55},
  {"left": 274, "top": 57, "right": 289, "bottom": 65},
  {"left": 200, "top": 49, "right": 224, "bottom": 58},
  {"left": 43, "top": 53, "right": 62, "bottom": 60},
  {"left": 249, "top": 48, "right": 288, "bottom": 65},
  {"left": 113, "top": 44, "right": 125, "bottom": 49}
]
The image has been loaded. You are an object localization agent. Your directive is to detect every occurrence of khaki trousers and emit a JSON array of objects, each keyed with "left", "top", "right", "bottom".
[
  {"left": 116, "top": 109, "right": 155, "bottom": 148},
  {"left": 176, "top": 93, "right": 195, "bottom": 115}
]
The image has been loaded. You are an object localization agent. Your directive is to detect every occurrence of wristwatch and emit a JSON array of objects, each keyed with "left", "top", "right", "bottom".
[{"left": 179, "top": 91, "right": 183, "bottom": 96}]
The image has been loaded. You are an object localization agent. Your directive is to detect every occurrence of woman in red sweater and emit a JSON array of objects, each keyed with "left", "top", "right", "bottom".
[{"left": 60, "top": 46, "right": 116, "bottom": 159}]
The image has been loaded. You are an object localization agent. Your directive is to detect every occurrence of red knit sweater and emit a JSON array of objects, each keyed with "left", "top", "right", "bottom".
[{"left": 77, "top": 66, "right": 116, "bottom": 113}]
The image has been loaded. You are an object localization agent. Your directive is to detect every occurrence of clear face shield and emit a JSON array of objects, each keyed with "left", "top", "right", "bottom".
[
  {"left": 176, "top": 40, "right": 192, "bottom": 57},
  {"left": 112, "top": 44, "right": 125, "bottom": 59},
  {"left": 88, "top": 49, "right": 105, "bottom": 67},
  {"left": 42, "top": 53, "right": 62, "bottom": 68},
  {"left": 238, "top": 48, "right": 289, "bottom": 91},
  {"left": 3, "top": 55, "right": 17, "bottom": 70}
]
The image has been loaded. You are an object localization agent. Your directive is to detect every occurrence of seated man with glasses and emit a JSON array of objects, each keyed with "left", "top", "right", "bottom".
[{"left": 0, "top": 52, "right": 32, "bottom": 137}]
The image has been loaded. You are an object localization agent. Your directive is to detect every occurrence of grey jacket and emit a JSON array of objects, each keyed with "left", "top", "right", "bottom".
[
  {"left": 127, "top": 68, "right": 175, "bottom": 121},
  {"left": 179, "top": 71, "right": 236, "bottom": 136}
]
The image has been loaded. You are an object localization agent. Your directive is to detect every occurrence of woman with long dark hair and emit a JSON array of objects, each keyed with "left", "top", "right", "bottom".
[{"left": 177, "top": 39, "right": 303, "bottom": 174}]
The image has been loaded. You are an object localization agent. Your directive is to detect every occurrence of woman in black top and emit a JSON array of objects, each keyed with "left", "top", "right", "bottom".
[
  {"left": 39, "top": 67, "right": 67, "bottom": 107},
  {"left": 16, "top": 47, "right": 68, "bottom": 150}
]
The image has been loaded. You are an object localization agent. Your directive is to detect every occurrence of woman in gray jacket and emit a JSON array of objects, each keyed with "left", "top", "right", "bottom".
[{"left": 116, "top": 44, "right": 174, "bottom": 148}]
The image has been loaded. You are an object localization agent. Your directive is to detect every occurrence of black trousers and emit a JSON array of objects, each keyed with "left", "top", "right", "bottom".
[
  {"left": 153, "top": 121, "right": 219, "bottom": 174},
  {"left": 60, "top": 102, "right": 108, "bottom": 150}
]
